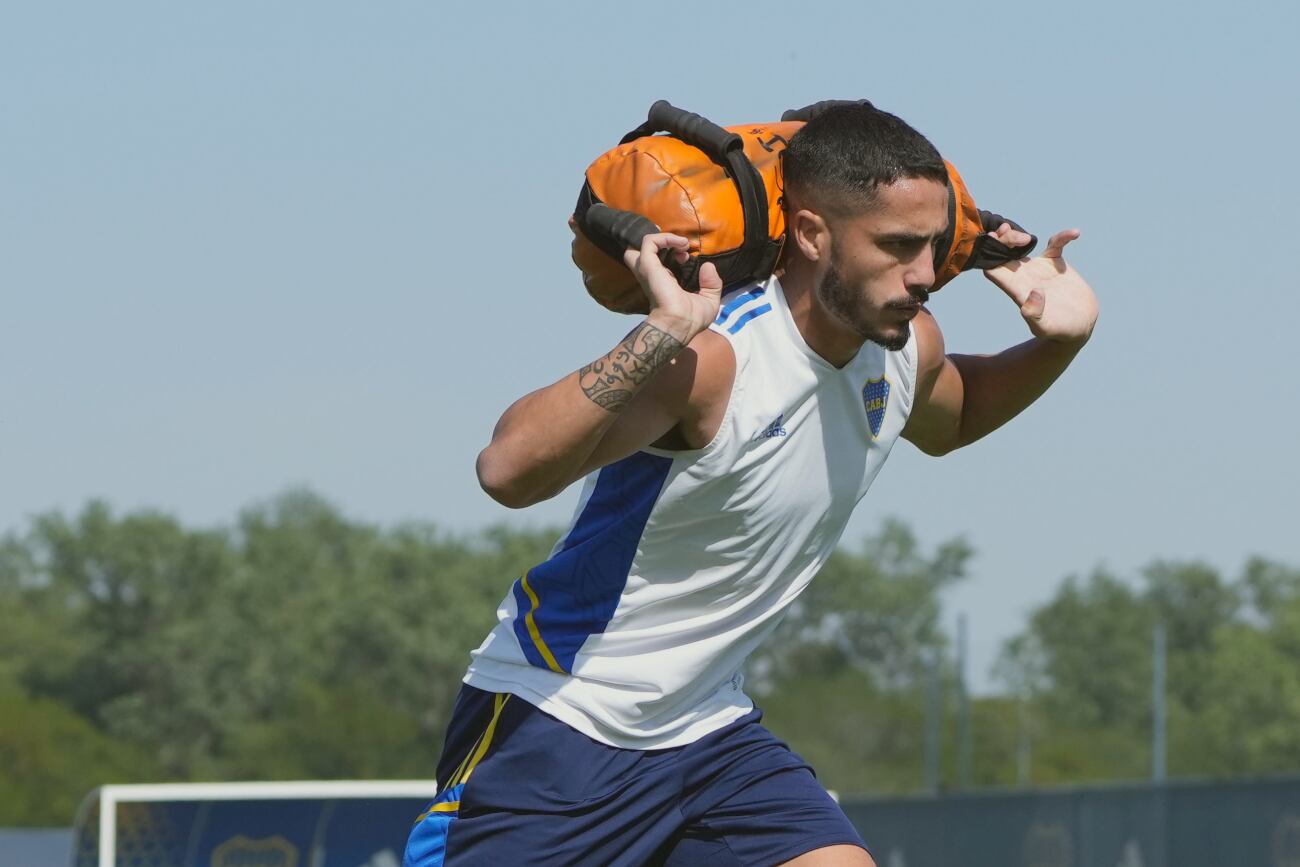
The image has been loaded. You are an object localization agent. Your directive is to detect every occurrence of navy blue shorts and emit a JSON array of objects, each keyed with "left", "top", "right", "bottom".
[{"left": 404, "top": 685, "right": 868, "bottom": 866}]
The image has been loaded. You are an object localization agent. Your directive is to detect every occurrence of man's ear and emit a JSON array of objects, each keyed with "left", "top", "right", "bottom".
[{"left": 790, "top": 208, "right": 830, "bottom": 263}]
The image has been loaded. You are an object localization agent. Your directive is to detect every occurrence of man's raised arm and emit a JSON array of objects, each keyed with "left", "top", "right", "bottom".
[
  {"left": 903, "top": 226, "right": 1100, "bottom": 456},
  {"left": 476, "top": 234, "right": 727, "bottom": 508}
]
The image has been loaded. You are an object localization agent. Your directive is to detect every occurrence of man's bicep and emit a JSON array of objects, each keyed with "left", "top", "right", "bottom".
[
  {"left": 574, "top": 384, "right": 681, "bottom": 475},
  {"left": 571, "top": 340, "right": 703, "bottom": 477},
  {"left": 574, "top": 329, "right": 733, "bottom": 479}
]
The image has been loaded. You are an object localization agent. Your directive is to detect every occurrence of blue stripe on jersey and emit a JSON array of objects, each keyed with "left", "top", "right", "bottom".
[
  {"left": 714, "top": 285, "right": 767, "bottom": 325},
  {"left": 511, "top": 451, "right": 673, "bottom": 673},
  {"left": 726, "top": 303, "right": 772, "bottom": 334},
  {"left": 405, "top": 783, "right": 465, "bottom": 866}
]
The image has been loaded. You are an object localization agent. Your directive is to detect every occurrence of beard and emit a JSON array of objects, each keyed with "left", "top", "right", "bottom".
[{"left": 817, "top": 247, "right": 912, "bottom": 352}]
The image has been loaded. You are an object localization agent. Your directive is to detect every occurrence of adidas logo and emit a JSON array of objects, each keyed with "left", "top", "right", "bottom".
[{"left": 753, "top": 414, "right": 787, "bottom": 441}]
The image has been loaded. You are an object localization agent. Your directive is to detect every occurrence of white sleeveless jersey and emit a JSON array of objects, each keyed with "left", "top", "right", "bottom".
[{"left": 464, "top": 275, "right": 919, "bottom": 749}]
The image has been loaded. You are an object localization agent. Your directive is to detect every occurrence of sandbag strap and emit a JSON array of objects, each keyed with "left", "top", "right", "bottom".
[{"left": 619, "top": 101, "right": 771, "bottom": 288}]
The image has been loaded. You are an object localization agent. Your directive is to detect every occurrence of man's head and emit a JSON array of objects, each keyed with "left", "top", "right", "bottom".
[{"left": 782, "top": 104, "right": 949, "bottom": 351}]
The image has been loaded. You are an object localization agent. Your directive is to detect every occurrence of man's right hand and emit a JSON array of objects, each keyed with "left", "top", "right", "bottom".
[{"left": 623, "top": 233, "right": 723, "bottom": 346}]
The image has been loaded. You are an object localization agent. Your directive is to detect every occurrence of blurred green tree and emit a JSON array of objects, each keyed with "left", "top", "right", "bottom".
[
  {"left": 751, "top": 518, "right": 970, "bottom": 689},
  {"left": 753, "top": 520, "right": 971, "bottom": 795},
  {"left": 999, "top": 557, "right": 1300, "bottom": 782},
  {"left": 0, "top": 677, "right": 158, "bottom": 825},
  {"left": 7, "top": 492, "right": 1300, "bottom": 825},
  {"left": 0, "top": 491, "right": 556, "bottom": 821}
]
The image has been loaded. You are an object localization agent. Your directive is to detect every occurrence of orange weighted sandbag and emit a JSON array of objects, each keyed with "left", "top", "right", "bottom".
[{"left": 571, "top": 100, "right": 1029, "bottom": 315}]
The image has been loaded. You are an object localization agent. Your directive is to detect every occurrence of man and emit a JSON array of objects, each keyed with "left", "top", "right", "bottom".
[{"left": 406, "top": 103, "right": 1098, "bottom": 866}]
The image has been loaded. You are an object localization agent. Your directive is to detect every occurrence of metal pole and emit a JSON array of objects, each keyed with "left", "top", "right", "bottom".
[
  {"left": 1016, "top": 693, "right": 1030, "bottom": 787},
  {"left": 924, "top": 646, "right": 942, "bottom": 795},
  {"left": 1152, "top": 621, "right": 1167, "bottom": 782},
  {"left": 957, "top": 614, "right": 971, "bottom": 790}
]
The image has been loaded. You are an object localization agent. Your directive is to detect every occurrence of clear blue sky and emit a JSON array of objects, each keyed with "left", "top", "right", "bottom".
[{"left": 4, "top": 1, "right": 1298, "bottom": 691}]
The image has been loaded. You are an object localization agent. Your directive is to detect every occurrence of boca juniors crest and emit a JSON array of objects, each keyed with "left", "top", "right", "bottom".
[
  {"left": 211, "top": 835, "right": 299, "bottom": 867},
  {"left": 862, "top": 377, "right": 891, "bottom": 439}
]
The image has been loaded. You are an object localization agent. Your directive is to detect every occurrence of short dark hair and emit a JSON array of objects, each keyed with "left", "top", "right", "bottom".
[{"left": 782, "top": 103, "right": 948, "bottom": 218}]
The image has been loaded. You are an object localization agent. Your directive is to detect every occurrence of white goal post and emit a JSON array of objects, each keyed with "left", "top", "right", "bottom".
[{"left": 76, "top": 779, "right": 441, "bottom": 867}]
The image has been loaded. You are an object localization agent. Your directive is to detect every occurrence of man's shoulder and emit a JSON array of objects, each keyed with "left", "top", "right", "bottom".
[
  {"left": 642, "top": 327, "right": 736, "bottom": 452},
  {"left": 679, "top": 328, "right": 736, "bottom": 415},
  {"left": 710, "top": 279, "right": 778, "bottom": 339}
]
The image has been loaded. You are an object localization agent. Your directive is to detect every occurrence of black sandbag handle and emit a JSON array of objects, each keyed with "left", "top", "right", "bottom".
[
  {"left": 781, "top": 99, "right": 874, "bottom": 122},
  {"left": 580, "top": 202, "right": 698, "bottom": 287},
  {"left": 621, "top": 100, "right": 744, "bottom": 160},
  {"left": 967, "top": 210, "right": 1038, "bottom": 270},
  {"left": 583, "top": 204, "right": 663, "bottom": 259}
]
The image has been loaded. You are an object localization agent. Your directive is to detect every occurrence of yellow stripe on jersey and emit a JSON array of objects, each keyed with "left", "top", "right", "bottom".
[
  {"left": 413, "top": 800, "right": 461, "bottom": 823},
  {"left": 520, "top": 572, "right": 566, "bottom": 674},
  {"left": 447, "top": 741, "right": 477, "bottom": 792},
  {"left": 456, "top": 693, "right": 511, "bottom": 786}
]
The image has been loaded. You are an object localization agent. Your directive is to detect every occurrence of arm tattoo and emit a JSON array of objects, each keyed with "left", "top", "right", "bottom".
[{"left": 578, "top": 320, "right": 685, "bottom": 413}]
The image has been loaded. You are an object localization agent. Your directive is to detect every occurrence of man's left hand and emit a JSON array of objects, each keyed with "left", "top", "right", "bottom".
[{"left": 982, "top": 226, "right": 1099, "bottom": 346}]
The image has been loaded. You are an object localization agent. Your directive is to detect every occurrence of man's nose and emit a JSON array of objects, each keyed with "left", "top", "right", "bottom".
[{"left": 905, "top": 249, "right": 937, "bottom": 292}]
